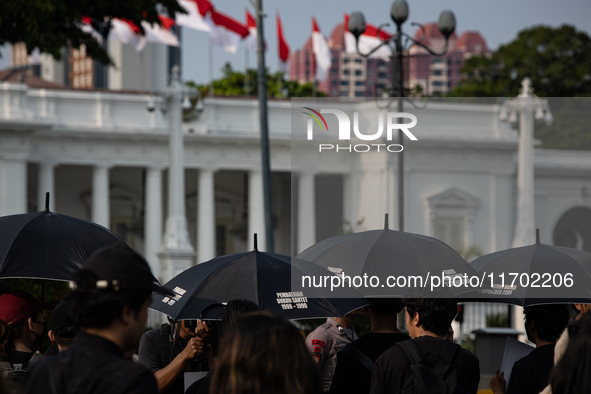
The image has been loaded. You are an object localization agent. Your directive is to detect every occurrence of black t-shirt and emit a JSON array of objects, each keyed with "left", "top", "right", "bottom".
[
  {"left": 330, "top": 332, "right": 410, "bottom": 394},
  {"left": 506, "top": 344, "right": 555, "bottom": 394},
  {"left": 138, "top": 327, "right": 208, "bottom": 394},
  {"left": 370, "top": 336, "right": 480, "bottom": 394},
  {"left": 23, "top": 332, "right": 157, "bottom": 394}
]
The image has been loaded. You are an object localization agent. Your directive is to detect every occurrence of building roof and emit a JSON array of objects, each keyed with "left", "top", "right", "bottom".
[
  {"left": 0, "top": 68, "right": 66, "bottom": 89},
  {"left": 328, "top": 23, "right": 346, "bottom": 50},
  {"left": 453, "top": 31, "right": 489, "bottom": 53},
  {"left": 412, "top": 22, "right": 458, "bottom": 46}
]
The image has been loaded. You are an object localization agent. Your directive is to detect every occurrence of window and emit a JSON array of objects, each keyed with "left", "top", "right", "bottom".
[
  {"left": 343, "top": 58, "right": 350, "bottom": 64},
  {"left": 344, "top": 69, "right": 350, "bottom": 76},
  {"left": 355, "top": 81, "right": 364, "bottom": 86},
  {"left": 434, "top": 217, "right": 465, "bottom": 251},
  {"left": 427, "top": 187, "right": 479, "bottom": 254},
  {"left": 378, "top": 72, "right": 387, "bottom": 79},
  {"left": 354, "top": 58, "right": 362, "bottom": 64},
  {"left": 431, "top": 58, "right": 443, "bottom": 64},
  {"left": 355, "top": 91, "right": 364, "bottom": 97},
  {"left": 341, "top": 80, "right": 349, "bottom": 86},
  {"left": 368, "top": 69, "right": 374, "bottom": 77},
  {"left": 355, "top": 70, "right": 362, "bottom": 76},
  {"left": 340, "top": 90, "right": 349, "bottom": 97},
  {"left": 433, "top": 70, "right": 443, "bottom": 76},
  {"left": 432, "top": 81, "right": 443, "bottom": 87}
]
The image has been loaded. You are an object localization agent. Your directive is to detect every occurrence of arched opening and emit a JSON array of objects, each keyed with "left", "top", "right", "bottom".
[{"left": 552, "top": 207, "right": 591, "bottom": 252}]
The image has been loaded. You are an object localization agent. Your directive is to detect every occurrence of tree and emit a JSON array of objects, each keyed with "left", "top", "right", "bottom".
[
  {"left": 0, "top": 0, "right": 186, "bottom": 65},
  {"left": 187, "top": 62, "right": 326, "bottom": 98},
  {"left": 450, "top": 25, "right": 591, "bottom": 98}
]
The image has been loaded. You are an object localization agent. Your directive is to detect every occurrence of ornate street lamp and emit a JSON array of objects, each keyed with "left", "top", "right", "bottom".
[
  {"left": 500, "top": 77, "right": 553, "bottom": 248},
  {"left": 146, "top": 65, "right": 204, "bottom": 282},
  {"left": 348, "top": 0, "right": 456, "bottom": 231}
]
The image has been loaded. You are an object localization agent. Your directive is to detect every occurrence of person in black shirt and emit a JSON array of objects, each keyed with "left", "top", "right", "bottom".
[
  {"left": 490, "top": 304, "right": 570, "bottom": 394},
  {"left": 329, "top": 298, "right": 409, "bottom": 394},
  {"left": 371, "top": 297, "right": 480, "bottom": 394},
  {"left": 23, "top": 244, "right": 175, "bottom": 394},
  {"left": 138, "top": 319, "right": 208, "bottom": 394}
]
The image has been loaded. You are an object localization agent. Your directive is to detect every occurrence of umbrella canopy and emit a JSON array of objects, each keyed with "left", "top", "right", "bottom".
[
  {"left": 0, "top": 208, "right": 130, "bottom": 281},
  {"left": 150, "top": 248, "right": 369, "bottom": 321},
  {"left": 297, "top": 215, "right": 477, "bottom": 298},
  {"left": 469, "top": 230, "right": 591, "bottom": 306}
]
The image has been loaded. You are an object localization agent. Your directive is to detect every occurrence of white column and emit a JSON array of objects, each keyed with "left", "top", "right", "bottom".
[
  {"left": 0, "top": 158, "right": 27, "bottom": 216},
  {"left": 343, "top": 172, "right": 361, "bottom": 231},
  {"left": 248, "top": 170, "right": 265, "bottom": 251},
  {"left": 297, "top": 171, "right": 316, "bottom": 253},
  {"left": 145, "top": 167, "right": 163, "bottom": 279},
  {"left": 92, "top": 165, "right": 111, "bottom": 228},
  {"left": 198, "top": 168, "right": 216, "bottom": 263},
  {"left": 158, "top": 66, "right": 195, "bottom": 284},
  {"left": 37, "top": 162, "right": 55, "bottom": 211}
]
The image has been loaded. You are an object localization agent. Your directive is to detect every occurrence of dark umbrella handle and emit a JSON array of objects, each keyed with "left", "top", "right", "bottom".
[{"left": 45, "top": 192, "right": 50, "bottom": 212}]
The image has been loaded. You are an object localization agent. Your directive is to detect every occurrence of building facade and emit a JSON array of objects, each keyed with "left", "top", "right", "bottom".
[{"left": 0, "top": 81, "right": 590, "bottom": 336}]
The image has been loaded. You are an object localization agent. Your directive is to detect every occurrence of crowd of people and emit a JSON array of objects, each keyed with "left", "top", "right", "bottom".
[{"left": 0, "top": 244, "right": 590, "bottom": 394}]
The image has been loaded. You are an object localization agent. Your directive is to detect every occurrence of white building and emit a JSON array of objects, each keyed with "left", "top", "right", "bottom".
[{"left": 0, "top": 78, "right": 590, "bottom": 336}]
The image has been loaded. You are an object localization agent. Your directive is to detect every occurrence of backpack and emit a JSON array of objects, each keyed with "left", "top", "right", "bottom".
[
  {"left": 396, "top": 339, "right": 469, "bottom": 394},
  {"left": 1, "top": 360, "right": 28, "bottom": 393}
]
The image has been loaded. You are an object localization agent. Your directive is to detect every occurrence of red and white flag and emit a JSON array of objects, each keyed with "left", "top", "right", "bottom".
[
  {"left": 244, "top": 9, "right": 257, "bottom": 51},
  {"left": 110, "top": 18, "right": 145, "bottom": 52},
  {"left": 312, "top": 17, "right": 331, "bottom": 81},
  {"left": 344, "top": 13, "right": 392, "bottom": 60},
  {"left": 276, "top": 12, "right": 290, "bottom": 63},
  {"left": 176, "top": 0, "right": 213, "bottom": 32},
  {"left": 208, "top": 9, "right": 249, "bottom": 54},
  {"left": 79, "top": 17, "right": 103, "bottom": 45},
  {"left": 142, "top": 15, "right": 180, "bottom": 47}
]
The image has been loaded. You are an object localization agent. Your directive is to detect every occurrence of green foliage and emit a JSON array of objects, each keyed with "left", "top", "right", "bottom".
[
  {"left": 0, "top": 0, "right": 186, "bottom": 65},
  {"left": 187, "top": 62, "right": 326, "bottom": 98},
  {"left": 534, "top": 98, "right": 591, "bottom": 150},
  {"left": 450, "top": 25, "right": 591, "bottom": 98},
  {"left": 486, "top": 313, "right": 509, "bottom": 328}
]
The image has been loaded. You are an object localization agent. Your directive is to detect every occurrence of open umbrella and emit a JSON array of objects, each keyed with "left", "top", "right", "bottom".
[
  {"left": 469, "top": 229, "right": 591, "bottom": 306},
  {"left": 150, "top": 236, "right": 369, "bottom": 321},
  {"left": 0, "top": 194, "right": 130, "bottom": 281},
  {"left": 297, "top": 214, "right": 478, "bottom": 298}
]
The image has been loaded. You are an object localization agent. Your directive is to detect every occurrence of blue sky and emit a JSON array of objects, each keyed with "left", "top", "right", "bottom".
[
  {"left": 1, "top": 0, "right": 590, "bottom": 84},
  {"left": 180, "top": 0, "right": 591, "bottom": 83}
]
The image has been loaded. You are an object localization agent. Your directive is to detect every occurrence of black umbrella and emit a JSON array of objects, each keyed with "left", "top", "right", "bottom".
[
  {"left": 297, "top": 214, "right": 478, "bottom": 297},
  {"left": 150, "top": 236, "right": 369, "bottom": 321},
  {"left": 0, "top": 194, "right": 130, "bottom": 281},
  {"left": 469, "top": 229, "right": 591, "bottom": 306}
]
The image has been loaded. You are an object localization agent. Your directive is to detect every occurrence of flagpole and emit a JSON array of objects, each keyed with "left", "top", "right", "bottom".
[
  {"left": 245, "top": 48, "right": 249, "bottom": 97},
  {"left": 209, "top": 37, "right": 214, "bottom": 96},
  {"left": 255, "top": 0, "right": 275, "bottom": 252}
]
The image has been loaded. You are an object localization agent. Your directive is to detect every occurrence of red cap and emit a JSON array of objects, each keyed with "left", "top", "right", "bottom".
[{"left": 0, "top": 290, "right": 54, "bottom": 325}]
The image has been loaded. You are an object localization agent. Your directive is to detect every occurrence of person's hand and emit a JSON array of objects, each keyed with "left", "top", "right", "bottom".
[
  {"left": 183, "top": 336, "right": 205, "bottom": 361},
  {"left": 490, "top": 370, "right": 506, "bottom": 394},
  {"left": 196, "top": 320, "right": 210, "bottom": 341}
]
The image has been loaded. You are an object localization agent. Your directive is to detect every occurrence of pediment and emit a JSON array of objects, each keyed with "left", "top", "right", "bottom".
[{"left": 427, "top": 187, "right": 479, "bottom": 208}]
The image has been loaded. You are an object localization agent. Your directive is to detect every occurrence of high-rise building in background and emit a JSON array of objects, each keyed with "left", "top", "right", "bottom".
[
  {"left": 289, "top": 22, "right": 489, "bottom": 97},
  {"left": 289, "top": 23, "right": 390, "bottom": 97},
  {"left": 408, "top": 23, "right": 489, "bottom": 95},
  {"left": 10, "top": 38, "right": 180, "bottom": 91}
]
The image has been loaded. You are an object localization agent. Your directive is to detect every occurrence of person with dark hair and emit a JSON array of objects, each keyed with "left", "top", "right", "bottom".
[
  {"left": 490, "top": 304, "right": 570, "bottom": 394},
  {"left": 306, "top": 309, "right": 361, "bottom": 392},
  {"left": 548, "top": 311, "right": 591, "bottom": 394},
  {"left": 44, "top": 300, "right": 77, "bottom": 357},
  {"left": 23, "top": 244, "right": 174, "bottom": 394},
  {"left": 186, "top": 299, "right": 261, "bottom": 394},
  {"left": 370, "top": 298, "right": 480, "bottom": 394},
  {"left": 0, "top": 290, "right": 54, "bottom": 385},
  {"left": 329, "top": 298, "right": 409, "bottom": 394},
  {"left": 209, "top": 311, "right": 322, "bottom": 394}
]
